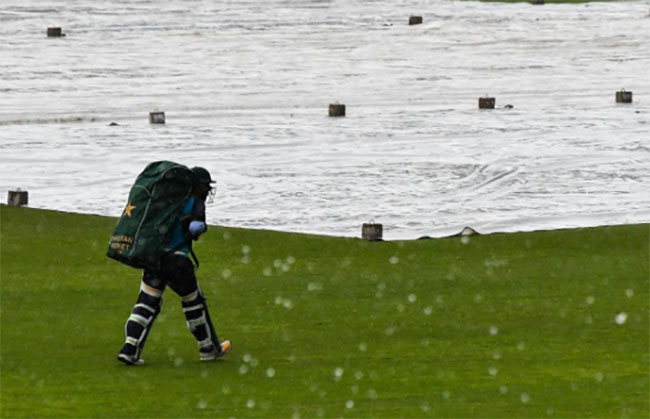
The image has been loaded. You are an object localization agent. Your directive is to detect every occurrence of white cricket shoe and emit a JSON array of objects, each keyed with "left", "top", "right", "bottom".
[{"left": 117, "top": 353, "right": 145, "bottom": 366}]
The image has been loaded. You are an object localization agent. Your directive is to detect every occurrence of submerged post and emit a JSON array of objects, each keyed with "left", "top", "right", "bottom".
[
  {"left": 362, "top": 221, "right": 383, "bottom": 241},
  {"left": 479, "top": 96, "right": 495, "bottom": 109},
  {"left": 47, "top": 27, "right": 63, "bottom": 37},
  {"left": 329, "top": 104, "right": 346, "bottom": 117},
  {"left": 616, "top": 89, "right": 633, "bottom": 103},
  {"left": 149, "top": 111, "right": 165, "bottom": 124},
  {"left": 7, "top": 189, "right": 28, "bottom": 207}
]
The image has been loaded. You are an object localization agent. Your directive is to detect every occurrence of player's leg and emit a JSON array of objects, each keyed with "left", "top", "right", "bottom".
[
  {"left": 117, "top": 272, "right": 165, "bottom": 365},
  {"left": 166, "top": 253, "right": 230, "bottom": 360}
]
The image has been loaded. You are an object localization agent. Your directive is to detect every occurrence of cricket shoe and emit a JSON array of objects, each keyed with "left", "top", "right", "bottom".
[
  {"left": 200, "top": 340, "right": 231, "bottom": 361},
  {"left": 117, "top": 353, "right": 145, "bottom": 366}
]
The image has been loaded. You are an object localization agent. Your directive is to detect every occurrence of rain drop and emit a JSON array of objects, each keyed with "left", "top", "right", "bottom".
[
  {"left": 367, "top": 389, "right": 378, "bottom": 400},
  {"left": 334, "top": 367, "right": 344, "bottom": 381},
  {"left": 517, "top": 341, "right": 526, "bottom": 350},
  {"left": 615, "top": 312, "right": 627, "bottom": 325},
  {"left": 520, "top": 393, "right": 530, "bottom": 403},
  {"left": 442, "top": 390, "right": 451, "bottom": 400},
  {"left": 595, "top": 372, "right": 604, "bottom": 382},
  {"left": 625, "top": 289, "right": 634, "bottom": 298},
  {"left": 221, "top": 269, "right": 232, "bottom": 279},
  {"left": 492, "top": 350, "right": 502, "bottom": 360},
  {"left": 307, "top": 282, "right": 322, "bottom": 291},
  {"left": 266, "top": 367, "right": 276, "bottom": 378},
  {"left": 242, "top": 245, "right": 250, "bottom": 254},
  {"left": 354, "top": 371, "right": 364, "bottom": 380},
  {"left": 247, "top": 399, "right": 256, "bottom": 408},
  {"left": 239, "top": 364, "right": 249, "bottom": 375},
  {"left": 586, "top": 295, "right": 595, "bottom": 305},
  {"left": 197, "top": 400, "right": 207, "bottom": 410},
  {"left": 263, "top": 267, "right": 272, "bottom": 276},
  {"left": 489, "top": 326, "right": 499, "bottom": 336},
  {"left": 408, "top": 294, "right": 417, "bottom": 303},
  {"left": 389, "top": 256, "right": 399, "bottom": 264},
  {"left": 345, "top": 400, "right": 354, "bottom": 409},
  {"left": 499, "top": 385, "right": 508, "bottom": 394},
  {"left": 243, "top": 353, "right": 252, "bottom": 363},
  {"left": 358, "top": 342, "right": 367, "bottom": 352},
  {"left": 488, "top": 367, "right": 498, "bottom": 376},
  {"left": 174, "top": 357, "right": 184, "bottom": 367},
  {"left": 423, "top": 306, "right": 433, "bottom": 316}
]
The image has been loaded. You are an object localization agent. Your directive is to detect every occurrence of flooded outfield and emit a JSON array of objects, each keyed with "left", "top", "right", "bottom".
[{"left": 1, "top": 0, "right": 648, "bottom": 239}]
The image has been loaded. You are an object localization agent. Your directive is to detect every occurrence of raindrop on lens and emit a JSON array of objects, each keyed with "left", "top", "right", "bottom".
[
  {"left": 408, "top": 294, "right": 416, "bottom": 303},
  {"left": 489, "top": 326, "right": 499, "bottom": 336},
  {"left": 423, "top": 306, "right": 433, "bottom": 316},
  {"left": 615, "top": 312, "right": 627, "bottom": 325},
  {"left": 247, "top": 399, "right": 256, "bottom": 408},
  {"left": 625, "top": 289, "right": 634, "bottom": 298},
  {"left": 266, "top": 367, "right": 276, "bottom": 378},
  {"left": 358, "top": 342, "right": 367, "bottom": 352},
  {"left": 197, "top": 400, "right": 207, "bottom": 410},
  {"left": 586, "top": 296, "right": 595, "bottom": 305},
  {"left": 389, "top": 256, "right": 399, "bottom": 264},
  {"left": 520, "top": 393, "right": 530, "bottom": 403},
  {"left": 334, "top": 367, "right": 344, "bottom": 381},
  {"left": 345, "top": 400, "right": 354, "bottom": 409}
]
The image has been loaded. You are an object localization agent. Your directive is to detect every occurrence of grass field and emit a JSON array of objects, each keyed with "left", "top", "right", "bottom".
[{"left": 1, "top": 205, "right": 648, "bottom": 418}]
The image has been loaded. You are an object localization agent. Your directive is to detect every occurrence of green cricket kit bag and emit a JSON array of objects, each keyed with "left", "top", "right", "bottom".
[{"left": 107, "top": 161, "right": 194, "bottom": 271}]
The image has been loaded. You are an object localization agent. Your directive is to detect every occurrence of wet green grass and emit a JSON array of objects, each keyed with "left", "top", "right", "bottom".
[{"left": 1, "top": 205, "right": 648, "bottom": 417}]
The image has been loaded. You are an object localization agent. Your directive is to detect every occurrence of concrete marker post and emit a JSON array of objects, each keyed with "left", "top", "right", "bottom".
[
  {"left": 8, "top": 189, "right": 28, "bottom": 207},
  {"left": 616, "top": 89, "right": 633, "bottom": 103},
  {"left": 479, "top": 97, "right": 496, "bottom": 109},
  {"left": 47, "top": 27, "right": 64, "bottom": 37},
  {"left": 362, "top": 221, "right": 383, "bottom": 241},
  {"left": 329, "top": 104, "right": 346, "bottom": 117},
  {"left": 149, "top": 111, "right": 166, "bottom": 124}
]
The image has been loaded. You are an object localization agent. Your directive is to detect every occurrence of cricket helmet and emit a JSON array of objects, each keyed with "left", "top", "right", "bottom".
[{"left": 191, "top": 166, "right": 216, "bottom": 202}]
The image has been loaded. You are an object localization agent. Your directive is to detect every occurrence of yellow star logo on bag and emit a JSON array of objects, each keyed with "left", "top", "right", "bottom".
[{"left": 124, "top": 202, "right": 136, "bottom": 217}]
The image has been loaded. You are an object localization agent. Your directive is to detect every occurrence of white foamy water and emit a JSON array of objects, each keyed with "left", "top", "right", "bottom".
[{"left": 1, "top": 0, "right": 648, "bottom": 239}]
